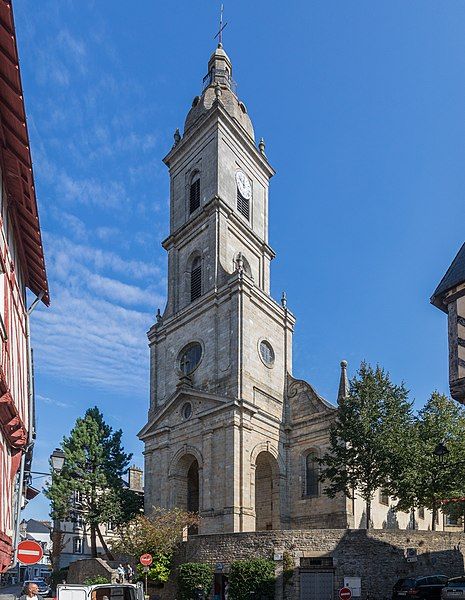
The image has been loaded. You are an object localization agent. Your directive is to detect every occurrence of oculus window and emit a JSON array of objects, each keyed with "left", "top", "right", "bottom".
[
  {"left": 179, "top": 342, "right": 202, "bottom": 375},
  {"left": 259, "top": 340, "right": 275, "bottom": 366}
]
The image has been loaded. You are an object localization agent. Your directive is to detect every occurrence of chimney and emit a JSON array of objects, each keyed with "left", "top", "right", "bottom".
[{"left": 128, "top": 465, "right": 143, "bottom": 492}]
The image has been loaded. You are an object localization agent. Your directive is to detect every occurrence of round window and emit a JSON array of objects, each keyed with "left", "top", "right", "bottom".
[
  {"left": 179, "top": 342, "right": 202, "bottom": 374},
  {"left": 182, "top": 402, "right": 193, "bottom": 420},
  {"left": 259, "top": 340, "right": 275, "bottom": 367}
]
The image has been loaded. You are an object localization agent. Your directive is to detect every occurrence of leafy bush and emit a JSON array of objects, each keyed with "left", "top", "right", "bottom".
[
  {"left": 84, "top": 576, "right": 111, "bottom": 585},
  {"left": 228, "top": 559, "right": 275, "bottom": 600},
  {"left": 178, "top": 563, "right": 214, "bottom": 600},
  {"left": 136, "top": 554, "right": 171, "bottom": 585}
]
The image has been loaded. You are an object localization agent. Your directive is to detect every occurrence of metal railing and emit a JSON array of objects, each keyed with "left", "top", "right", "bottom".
[{"left": 202, "top": 68, "right": 237, "bottom": 94}]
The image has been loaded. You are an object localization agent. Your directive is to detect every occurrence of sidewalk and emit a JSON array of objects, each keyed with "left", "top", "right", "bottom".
[{"left": 0, "top": 584, "right": 20, "bottom": 600}]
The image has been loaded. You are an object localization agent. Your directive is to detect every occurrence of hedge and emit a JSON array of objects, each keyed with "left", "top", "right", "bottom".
[
  {"left": 228, "top": 559, "right": 275, "bottom": 600},
  {"left": 178, "top": 562, "right": 214, "bottom": 600}
]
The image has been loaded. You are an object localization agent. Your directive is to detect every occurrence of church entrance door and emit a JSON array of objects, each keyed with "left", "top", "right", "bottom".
[{"left": 254, "top": 451, "right": 280, "bottom": 531}]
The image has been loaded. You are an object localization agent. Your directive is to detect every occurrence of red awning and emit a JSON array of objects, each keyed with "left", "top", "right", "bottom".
[{"left": 0, "top": 1, "right": 49, "bottom": 305}]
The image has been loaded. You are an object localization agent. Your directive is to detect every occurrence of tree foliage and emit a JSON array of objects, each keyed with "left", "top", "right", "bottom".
[
  {"left": 111, "top": 509, "right": 199, "bottom": 583},
  {"left": 390, "top": 392, "right": 465, "bottom": 529},
  {"left": 178, "top": 563, "right": 214, "bottom": 600},
  {"left": 228, "top": 559, "right": 275, "bottom": 600},
  {"left": 45, "top": 407, "right": 138, "bottom": 557},
  {"left": 319, "top": 362, "right": 413, "bottom": 528}
]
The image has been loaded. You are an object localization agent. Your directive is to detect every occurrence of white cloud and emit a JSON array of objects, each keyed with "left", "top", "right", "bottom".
[
  {"left": 44, "top": 234, "right": 162, "bottom": 281},
  {"left": 32, "top": 288, "right": 153, "bottom": 394},
  {"left": 32, "top": 231, "right": 165, "bottom": 395},
  {"left": 36, "top": 394, "right": 70, "bottom": 409}
]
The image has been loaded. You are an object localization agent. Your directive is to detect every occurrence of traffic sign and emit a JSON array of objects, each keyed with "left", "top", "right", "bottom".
[
  {"left": 17, "top": 540, "right": 43, "bottom": 565},
  {"left": 140, "top": 553, "right": 153, "bottom": 566},
  {"left": 339, "top": 588, "right": 352, "bottom": 600}
]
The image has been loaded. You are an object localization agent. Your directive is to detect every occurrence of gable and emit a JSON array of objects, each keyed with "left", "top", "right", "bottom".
[
  {"left": 286, "top": 373, "right": 336, "bottom": 422},
  {"left": 138, "top": 386, "right": 232, "bottom": 440}
]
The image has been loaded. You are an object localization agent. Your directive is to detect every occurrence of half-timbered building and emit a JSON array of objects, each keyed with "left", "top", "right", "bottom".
[{"left": 0, "top": 0, "right": 49, "bottom": 573}]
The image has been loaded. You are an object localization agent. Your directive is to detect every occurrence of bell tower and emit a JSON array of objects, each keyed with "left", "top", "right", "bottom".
[{"left": 139, "top": 44, "right": 296, "bottom": 534}]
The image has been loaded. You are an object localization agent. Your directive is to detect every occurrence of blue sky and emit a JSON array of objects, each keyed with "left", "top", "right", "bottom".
[{"left": 16, "top": 0, "right": 465, "bottom": 519}]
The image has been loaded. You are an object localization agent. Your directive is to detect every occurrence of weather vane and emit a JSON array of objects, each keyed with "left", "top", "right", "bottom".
[{"left": 214, "top": 4, "right": 228, "bottom": 46}]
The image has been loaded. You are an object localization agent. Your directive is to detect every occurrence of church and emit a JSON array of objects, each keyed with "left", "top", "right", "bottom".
[{"left": 138, "top": 43, "right": 446, "bottom": 534}]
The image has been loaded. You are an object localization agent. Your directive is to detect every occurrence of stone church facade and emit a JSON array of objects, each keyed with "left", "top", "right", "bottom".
[{"left": 139, "top": 45, "right": 447, "bottom": 534}]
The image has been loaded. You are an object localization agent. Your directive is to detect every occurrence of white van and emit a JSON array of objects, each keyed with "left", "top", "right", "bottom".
[{"left": 56, "top": 583, "right": 145, "bottom": 600}]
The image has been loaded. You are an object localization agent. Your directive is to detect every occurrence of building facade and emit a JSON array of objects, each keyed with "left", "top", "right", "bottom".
[
  {"left": 139, "top": 44, "right": 446, "bottom": 535},
  {"left": 431, "top": 243, "right": 465, "bottom": 404},
  {"left": 0, "top": 0, "right": 49, "bottom": 573}
]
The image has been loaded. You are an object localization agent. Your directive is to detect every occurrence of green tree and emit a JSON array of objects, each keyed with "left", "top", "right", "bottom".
[
  {"left": 45, "top": 407, "right": 137, "bottom": 557},
  {"left": 111, "top": 509, "right": 199, "bottom": 583},
  {"left": 228, "top": 559, "right": 275, "bottom": 600},
  {"left": 178, "top": 563, "right": 214, "bottom": 600},
  {"left": 319, "top": 362, "right": 413, "bottom": 528},
  {"left": 391, "top": 392, "right": 465, "bottom": 530}
]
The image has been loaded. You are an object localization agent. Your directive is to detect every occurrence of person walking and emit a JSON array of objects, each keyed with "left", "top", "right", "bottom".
[
  {"left": 19, "top": 582, "right": 44, "bottom": 600},
  {"left": 117, "top": 564, "right": 125, "bottom": 583},
  {"left": 124, "top": 564, "right": 133, "bottom": 583}
]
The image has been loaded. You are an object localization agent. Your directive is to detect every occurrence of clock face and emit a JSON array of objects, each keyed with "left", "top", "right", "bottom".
[{"left": 235, "top": 170, "right": 252, "bottom": 200}]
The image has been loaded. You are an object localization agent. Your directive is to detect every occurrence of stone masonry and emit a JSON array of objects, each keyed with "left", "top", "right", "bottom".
[{"left": 167, "top": 529, "right": 465, "bottom": 600}]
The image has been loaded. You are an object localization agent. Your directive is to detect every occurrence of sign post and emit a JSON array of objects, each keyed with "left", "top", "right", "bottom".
[
  {"left": 140, "top": 554, "right": 153, "bottom": 597},
  {"left": 339, "top": 588, "right": 352, "bottom": 600},
  {"left": 17, "top": 540, "right": 43, "bottom": 565}
]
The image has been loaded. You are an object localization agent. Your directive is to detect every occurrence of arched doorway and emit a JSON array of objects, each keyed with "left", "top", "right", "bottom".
[
  {"left": 254, "top": 451, "right": 280, "bottom": 531},
  {"left": 174, "top": 453, "right": 200, "bottom": 534}
]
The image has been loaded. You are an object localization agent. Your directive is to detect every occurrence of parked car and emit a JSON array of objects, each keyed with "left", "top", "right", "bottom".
[
  {"left": 21, "top": 578, "right": 52, "bottom": 597},
  {"left": 392, "top": 575, "right": 448, "bottom": 599},
  {"left": 442, "top": 576, "right": 465, "bottom": 598}
]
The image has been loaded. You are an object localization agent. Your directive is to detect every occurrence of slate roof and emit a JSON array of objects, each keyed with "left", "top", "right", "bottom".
[
  {"left": 431, "top": 242, "right": 465, "bottom": 312},
  {"left": 25, "top": 519, "right": 51, "bottom": 534}
]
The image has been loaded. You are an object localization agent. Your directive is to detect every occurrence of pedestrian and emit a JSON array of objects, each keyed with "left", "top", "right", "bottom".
[
  {"left": 117, "top": 564, "right": 125, "bottom": 583},
  {"left": 19, "top": 582, "right": 43, "bottom": 600},
  {"left": 125, "top": 563, "right": 133, "bottom": 583}
]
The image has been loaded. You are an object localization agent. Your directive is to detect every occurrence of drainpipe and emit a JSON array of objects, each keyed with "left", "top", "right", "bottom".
[{"left": 12, "top": 290, "right": 44, "bottom": 567}]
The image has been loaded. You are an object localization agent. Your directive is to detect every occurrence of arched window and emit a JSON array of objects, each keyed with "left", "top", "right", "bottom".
[
  {"left": 189, "top": 172, "right": 200, "bottom": 214},
  {"left": 305, "top": 451, "right": 319, "bottom": 497},
  {"left": 190, "top": 256, "right": 202, "bottom": 301}
]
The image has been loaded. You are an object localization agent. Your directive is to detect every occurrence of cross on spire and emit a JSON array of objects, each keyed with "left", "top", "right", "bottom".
[{"left": 214, "top": 4, "right": 228, "bottom": 46}]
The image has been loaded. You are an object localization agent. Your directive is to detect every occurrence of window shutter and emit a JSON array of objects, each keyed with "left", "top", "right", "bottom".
[
  {"left": 237, "top": 190, "right": 250, "bottom": 220},
  {"left": 190, "top": 261, "right": 202, "bottom": 301},
  {"left": 189, "top": 179, "right": 200, "bottom": 214}
]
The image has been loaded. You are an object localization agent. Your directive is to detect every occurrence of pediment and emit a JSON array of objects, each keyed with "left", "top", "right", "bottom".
[
  {"left": 138, "top": 386, "right": 231, "bottom": 440},
  {"left": 286, "top": 373, "right": 336, "bottom": 422}
]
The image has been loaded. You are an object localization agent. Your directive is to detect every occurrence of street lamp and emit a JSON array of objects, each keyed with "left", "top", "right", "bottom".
[
  {"left": 433, "top": 442, "right": 450, "bottom": 464},
  {"left": 50, "top": 448, "right": 65, "bottom": 473}
]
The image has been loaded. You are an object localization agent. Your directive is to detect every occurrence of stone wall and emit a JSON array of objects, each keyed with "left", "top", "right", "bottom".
[
  {"left": 166, "top": 529, "right": 465, "bottom": 600},
  {"left": 67, "top": 558, "right": 117, "bottom": 584}
]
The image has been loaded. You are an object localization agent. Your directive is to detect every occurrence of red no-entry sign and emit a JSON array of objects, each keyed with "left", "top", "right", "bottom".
[
  {"left": 339, "top": 587, "right": 352, "bottom": 600},
  {"left": 17, "top": 540, "right": 43, "bottom": 565},
  {"left": 140, "top": 553, "right": 153, "bottom": 566}
]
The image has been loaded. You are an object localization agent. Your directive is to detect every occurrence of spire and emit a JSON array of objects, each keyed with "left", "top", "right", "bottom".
[{"left": 337, "top": 360, "right": 349, "bottom": 404}]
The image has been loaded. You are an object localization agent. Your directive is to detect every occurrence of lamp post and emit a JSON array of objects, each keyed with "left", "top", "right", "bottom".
[
  {"left": 49, "top": 448, "right": 65, "bottom": 573},
  {"left": 431, "top": 442, "right": 450, "bottom": 531}
]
